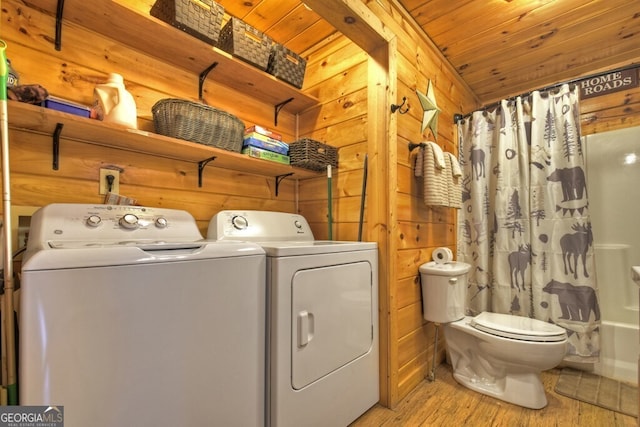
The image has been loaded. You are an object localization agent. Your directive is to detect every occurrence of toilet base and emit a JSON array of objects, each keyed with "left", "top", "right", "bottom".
[{"left": 452, "top": 369, "right": 548, "bottom": 409}]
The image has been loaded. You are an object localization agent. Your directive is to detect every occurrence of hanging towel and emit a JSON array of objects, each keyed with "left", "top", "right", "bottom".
[
  {"left": 414, "top": 142, "right": 448, "bottom": 206},
  {"left": 448, "top": 151, "right": 462, "bottom": 177},
  {"left": 414, "top": 141, "right": 446, "bottom": 177},
  {"left": 445, "top": 152, "right": 462, "bottom": 209}
]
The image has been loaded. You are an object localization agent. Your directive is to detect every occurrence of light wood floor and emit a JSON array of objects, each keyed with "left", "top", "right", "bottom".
[{"left": 350, "top": 364, "right": 638, "bottom": 426}]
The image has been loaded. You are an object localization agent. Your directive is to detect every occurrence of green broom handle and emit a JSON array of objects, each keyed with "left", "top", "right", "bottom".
[{"left": 0, "top": 41, "right": 6, "bottom": 101}]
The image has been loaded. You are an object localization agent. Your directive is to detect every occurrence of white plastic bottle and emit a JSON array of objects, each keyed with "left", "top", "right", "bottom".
[{"left": 93, "top": 73, "right": 138, "bottom": 129}]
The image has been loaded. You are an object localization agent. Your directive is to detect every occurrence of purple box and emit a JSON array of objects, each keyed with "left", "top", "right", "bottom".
[{"left": 42, "top": 96, "right": 91, "bottom": 118}]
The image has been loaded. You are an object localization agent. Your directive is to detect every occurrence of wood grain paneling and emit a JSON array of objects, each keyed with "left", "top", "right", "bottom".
[
  {"left": 397, "top": 275, "right": 421, "bottom": 310},
  {"left": 399, "top": 0, "right": 640, "bottom": 104},
  {"left": 5, "top": 0, "right": 639, "bottom": 415},
  {"left": 1, "top": 0, "right": 300, "bottom": 233},
  {"left": 356, "top": 0, "right": 471, "bottom": 408},
  {"left": 295, "top": 33, "right": 368, "bottom": 233},
  {"left": 353, "top": 364, "right": 638, "bottom": 427},
  {"left": 36, "top": 0, "right": 634, "bottom": 118}
]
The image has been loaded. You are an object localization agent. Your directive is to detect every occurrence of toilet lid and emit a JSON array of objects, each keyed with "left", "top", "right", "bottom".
[{"left": 471, "top": 312, "right": 567, "bottom": 342}]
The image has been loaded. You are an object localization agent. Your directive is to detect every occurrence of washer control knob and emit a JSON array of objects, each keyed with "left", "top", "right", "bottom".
[
  {"left": 86, "top": 215, "right": 102, "bottom": 227},
  {"left": 119, "top": 213, "right": 139, "bottom": 229},
  {"left": 231, "top": 215, "right": 248, "bottom": 230},
  {"left": 155, "top": 217, "right": 168, "bottom": 228},
  {"left": 294, "top": 220, "right": 303, "bottom": 229}
]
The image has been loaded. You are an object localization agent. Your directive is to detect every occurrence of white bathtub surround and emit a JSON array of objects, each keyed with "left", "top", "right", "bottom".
[
  {"left": 590, "top": 245, "right": 639, "bottom": 383},
  {"left": 583, "top": 127, "right": 640, "bottom": 385},
  {"left": 594, "top": 320, "right": 639, "bottom": 383},
  {"left": 594, "top": 244, "right": 638, "bottom": 325}
]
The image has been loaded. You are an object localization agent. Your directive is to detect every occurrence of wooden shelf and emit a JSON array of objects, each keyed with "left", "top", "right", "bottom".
[
  {"left": 8, "top": 101, "right": 320, "bottom": 180},
  {"left": 28, "top": 0, "right": 319, "bottom": 114}
]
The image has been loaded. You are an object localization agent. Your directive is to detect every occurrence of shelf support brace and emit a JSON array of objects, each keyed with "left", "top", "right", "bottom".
[
  {"left": 275, "top": 173, "right": 294, "bottom": 197},
  {"left": 197, "top": 156, "right": 217, "bottom": 187},
  {"left": 52, "top": 123, "right": 64, "bottom": 170},
  {"left": 55, "top": 0, "right": 65, "bottom": 51},
  {"left": 198, "top": 62, "right": 219, "bottom": 101},
  {"left": 274, "top": 98, "right": 294, "bottom": 126}
]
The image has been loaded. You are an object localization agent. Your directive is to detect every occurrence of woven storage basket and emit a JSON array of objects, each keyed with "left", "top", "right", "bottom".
[
  {"left": 289, "top": 139, "right": 338, "bottom": 172},
  {"left": 150, "top": 0, "right": 224, "bottom": 45},
  {"left": 267, "top": 44, "right": 307, "bottom": 89},
  {"left": 152, "top": 99, "right": 244, "bottom": 152},
  {"left": 217, "top": 18, "right": 272, "bottom": 71}
]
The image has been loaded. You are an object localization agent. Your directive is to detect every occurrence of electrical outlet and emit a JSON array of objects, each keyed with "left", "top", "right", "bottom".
[{"left": 99, "top": 169, "right": 120, "bottom": 195}]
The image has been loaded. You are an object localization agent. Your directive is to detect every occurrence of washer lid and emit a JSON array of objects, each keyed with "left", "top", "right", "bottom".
[{"left": 471, "top": 312, "right": 567, "bottom": 342}]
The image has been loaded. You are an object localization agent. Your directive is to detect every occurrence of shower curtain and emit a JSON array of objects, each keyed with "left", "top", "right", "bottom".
[{"left": 457, "top": 84, "right": 600, "bottom": 361}]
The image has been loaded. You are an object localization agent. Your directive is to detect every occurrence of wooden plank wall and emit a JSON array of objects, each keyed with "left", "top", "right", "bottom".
[
  {"left": 1, "top": 0, "right": 302, "bottom": 236},
  {"left": 296, "top": 35, "right": 370, "bottom": 241},
  {"left": 360, "top": 0, "right": 479, "bottom": 407}
]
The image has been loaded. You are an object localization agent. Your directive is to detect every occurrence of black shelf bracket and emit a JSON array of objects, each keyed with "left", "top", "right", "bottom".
[
  {"left": 274, "top": 98, "right": 294, "bottom": 126},
  {"left": 275, "top": 172, "right": 294, "bottom": 196},
  {"left": 197, "top": 156, "right": 217, "bottom": 187},
  {"left": 198, "top": 62, "right": 219, "bottom": 101},
  {"left": 53, "top": 123, "right": 64, "bottom": 170},
  {"left": 55, "top": 0, "right": 65, "bottom": 51}
]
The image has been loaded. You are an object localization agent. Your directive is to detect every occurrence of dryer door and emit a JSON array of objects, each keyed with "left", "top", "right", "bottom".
[{"left": 291, "top": 261, "right": 373, "bottom": 390}]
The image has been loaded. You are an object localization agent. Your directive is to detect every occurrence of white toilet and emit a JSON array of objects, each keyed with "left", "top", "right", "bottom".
[{"left": 419, "top": 260, "right": 568, "bottom": 409}]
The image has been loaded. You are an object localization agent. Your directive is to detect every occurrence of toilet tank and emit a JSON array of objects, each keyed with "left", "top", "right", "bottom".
[{"left": 419, "top": 261, "right": 471, "bottom": 323}]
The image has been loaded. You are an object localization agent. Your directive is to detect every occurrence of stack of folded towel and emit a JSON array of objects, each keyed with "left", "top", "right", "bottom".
[{"left": 414, "top": 141, "right": 462, "bottom": 208}]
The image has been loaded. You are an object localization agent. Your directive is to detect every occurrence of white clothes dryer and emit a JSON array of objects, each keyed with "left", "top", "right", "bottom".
[
  {"left": 20, "top": 204, "right": 266, "bottom": 427},
  {"left": 208, "top": 210, "right": 379, "bottom": 427}
]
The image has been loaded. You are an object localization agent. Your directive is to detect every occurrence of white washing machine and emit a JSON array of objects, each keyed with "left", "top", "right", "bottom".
[
  {"left": 20, "top": 204, "right": 266, "bottom": 427},
  {"left": 208, "top": 210, "right": 379, "bottom": 427}
]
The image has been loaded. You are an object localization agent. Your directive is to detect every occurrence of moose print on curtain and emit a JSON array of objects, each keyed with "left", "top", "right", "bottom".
[{"left": 457, "top": 84, "right": 600, "bottom": 361}]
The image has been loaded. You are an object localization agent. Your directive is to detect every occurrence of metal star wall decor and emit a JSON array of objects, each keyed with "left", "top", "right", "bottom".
[{"left": 416, "top": 80, "right": 440, "bottom": 139}]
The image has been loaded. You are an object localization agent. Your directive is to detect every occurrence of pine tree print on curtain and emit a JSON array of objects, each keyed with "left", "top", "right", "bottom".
[{"left": 457, "top": 84, "right": 600, "bottom": 362}]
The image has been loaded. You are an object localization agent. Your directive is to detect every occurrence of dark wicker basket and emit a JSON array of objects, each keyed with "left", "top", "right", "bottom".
[
  {"left": 289, "top": 138, "right": 338, "bottom": 172},
  {"left": 152, "top": 99, "right": 244, "bottom": 152},
  {"left": 267, "top": 44, "right": 307, "bottom": 89},
  {"left": 217, "top": 18, "right": 272, "bottom": 71},
  {"left": 150, "top": 0, "right": 224, "bottom": 45}
]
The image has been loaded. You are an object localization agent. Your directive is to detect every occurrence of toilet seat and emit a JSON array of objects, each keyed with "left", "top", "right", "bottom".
[{"left": 471, "top": 312, "right": 567, "bottom": 342}]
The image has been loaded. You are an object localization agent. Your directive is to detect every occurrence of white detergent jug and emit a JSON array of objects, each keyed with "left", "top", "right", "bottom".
[{"left": 93, "top": 73, "right": 137, "bottom": 129}]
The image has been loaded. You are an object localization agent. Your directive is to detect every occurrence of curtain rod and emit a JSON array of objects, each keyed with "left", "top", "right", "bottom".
[{"left": 453, "top": 62, "right": 640, "bottom": 124}]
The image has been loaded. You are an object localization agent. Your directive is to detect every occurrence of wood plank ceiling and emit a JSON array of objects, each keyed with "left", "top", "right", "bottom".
[
  {"left": 398, "top": 0, "right": 640, "bottom": 104},
  {"left": 215, "top": 0, "right": 640, "bottom": 106}
]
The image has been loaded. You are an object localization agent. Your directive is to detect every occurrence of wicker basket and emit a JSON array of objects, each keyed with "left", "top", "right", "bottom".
[
  {"left": 150, "top": 0, "right": 224, "bottom": 45},
  {"left": 267, "top": 44, "right": 307, "bottom": 89},
  {"left": 289, "top": 139, "right": 338, "bottom": 172},
  {"left": 217, "top": 18, "right": 272, "bottom": 71},
  {"left": 152, "top": 99, "right": 244, "bottom": 152}
]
